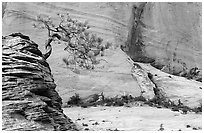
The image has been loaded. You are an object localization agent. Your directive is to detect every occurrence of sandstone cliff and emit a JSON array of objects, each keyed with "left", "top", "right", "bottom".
[
  {"left": 125, "top": 2, "right": 202, "bottom": 77},
  {"left": 2, "top": 2, "right": 141, "bottom": 103},
  {"left": 2, "top": 2, "right": 202, "bottom": 110},
  {"left": 3, "top": 2, "right": 201, "bottom": 76},
  {"left": 2, "top": 2, "right": 134, "bottom": 50},
  {"left": 2, "top": 33, "right": 77, "bottom": 131}
]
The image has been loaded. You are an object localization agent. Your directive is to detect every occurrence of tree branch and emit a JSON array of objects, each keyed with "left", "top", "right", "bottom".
[
  {"left": 43, "top": 33, "right": 62, "bottom": 59},
  {"left": 43, "top": 33, "right": 72, "bottom": 60}
]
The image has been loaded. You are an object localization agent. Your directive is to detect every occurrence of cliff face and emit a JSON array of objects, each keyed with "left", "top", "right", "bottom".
[
  {"left": 2, "top": 2, "right": 202, "bottom": 110},
  {"left": 125, "top": 2, "right": 202, "bottom": 76},
  {"left": 2, "top": 2, "right": 134, "bottom": 50},
  {"left": 2, "top": 2, "right": 139, "bottom": 103},
  {"left": 2, "top": 33, "right": 77, "bottom": 131},
  {"left": 2, "top": 2, "right": 202, "bottom": 74}
]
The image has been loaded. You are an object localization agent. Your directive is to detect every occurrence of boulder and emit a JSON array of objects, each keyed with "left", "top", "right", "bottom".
[
  {"left": 2, "top": 33, "right": 77, "bottom": 131},
  {"left": 131, "top": 63, "right": 155, "bottom": 100},
  {"left": 137, "top": 62, "right": 202, "bottom": 108}
]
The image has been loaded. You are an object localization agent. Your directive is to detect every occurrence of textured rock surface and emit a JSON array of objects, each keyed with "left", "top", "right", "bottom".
[
  {"left": 2, "top": 2, "right": 202, "bottom": 109},
  {"left": 2, "top": 2, "right": 134, "bottom": 50},
  {"left": 2, "top": 2, "right": 144, "bottom": 103},
  {"left": 126, "top": 2, "right": 202, "bottom": 76},
  {"left": 136, "top": 62, "right": 202, "bottom": 108},
  {"left": 54, "top": 48, "right": 155, "bottom": 104},
  {"left": 131, "top": 63, "right": 155, "bottom": 100},
  {"left": 2, "top": 33, "right": 77, "bottom": 131}
]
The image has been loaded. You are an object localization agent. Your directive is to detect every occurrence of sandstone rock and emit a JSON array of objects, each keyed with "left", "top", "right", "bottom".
[
  {"left": 126, "top": 2, "right": 202, "bottom": 76},
  {"left": 131, "top": 63, "right": 155, "bottom": 100},
  {"left": 2, "top": 2, "right": 202, "bottom": 110},
  {"left": 137, "top": 62, "right": 202, "bottom": 108},
  {"left": 58, "top": 48, "right": 152, "bottom": 104},
  {"left": 2, "top": 2, "right": 134, "bottom": 50},
  {"left": 2, "top": 33, "right": 77, "bottom": 131},
  {"left": 2, "top": 2, "right": 143, "bottom": 103}
]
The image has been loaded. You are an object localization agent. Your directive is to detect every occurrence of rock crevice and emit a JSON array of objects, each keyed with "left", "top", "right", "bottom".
[{"left": 125, "top": 3, "right": 155, "bottom": 63}]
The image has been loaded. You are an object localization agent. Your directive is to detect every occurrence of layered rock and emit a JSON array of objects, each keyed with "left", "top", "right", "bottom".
[
  {"left": 125, "top": 2, "right": 202, "bottom": 77},
  {"left": 2, "top": 33, "right": 77, "bottom": 131}
]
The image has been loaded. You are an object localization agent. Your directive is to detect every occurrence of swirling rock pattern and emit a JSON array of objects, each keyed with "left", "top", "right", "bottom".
[
  {"left": 2, "top": 2, "right": 134, "bottom": 49},
  {"left": 2, "top": 33, "right": 77, "bottom": 131}
]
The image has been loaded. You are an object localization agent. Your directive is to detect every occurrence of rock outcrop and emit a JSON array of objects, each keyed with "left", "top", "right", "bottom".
[
  {"left": 131, "top": 62, "right": 155, "bottom": 100},
  {"left": 125, "top": 2, "right": 202, "bottom": 77},
  {"left": 2, "top": 2, "right": 202, "bottom": 110},
  {"left": 2, "top": 33, "right": 77, "bottom": 131},
  {"left": 136, "top": 62, "right": 202, "bottom": 108},
  {"left": 56, "top": 48, "right": 155, "bottom": 104}
]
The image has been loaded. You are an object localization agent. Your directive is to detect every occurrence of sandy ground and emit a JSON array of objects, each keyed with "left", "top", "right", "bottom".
[{"left": 63, "top": 106, "right": 202, "bottom": 131}]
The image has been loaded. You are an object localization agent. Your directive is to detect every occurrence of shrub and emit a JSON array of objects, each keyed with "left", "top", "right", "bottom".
[
  {"left": 114, "top": 99, "right": 124, "bottom": 106},
  {"left": 67, "top": 93, "right": 81, "bottom": 106},
  {"left": 103, "top": 97, "right": 114, "bottom": 106},
  {"left": 192, "top": 103, "right": 202, "bottom": 113},
  {"left": 92, "top": 94, "right": 100, "bottom": 102},
  {"left": 187, "top": 67, "right": 200, "bottom": 79},
  {"left": 134, "top": 95, "right": 147, "bottom": 102},
  {"left": 180, "top": 67, "right": 201, "bottom": 82}
]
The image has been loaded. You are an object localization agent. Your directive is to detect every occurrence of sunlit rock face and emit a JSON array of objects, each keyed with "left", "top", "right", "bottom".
[
  {"left": 2, "top": 2, "right": 202, "bottom": 109},
  {"left": 3, "top": 2, "right": 202, "bottom": 74},
  {"left": 2, "top": 2, "right": 135, "bottom": 50},
  {"left": 137, "top": 62, "right": 202, "bottom": 109},
  {"left": 2, "top": 2, "right": 141, "bottom": 103},
  {"left": 125, "top": 2, "right": 202, "bottom": 76}
]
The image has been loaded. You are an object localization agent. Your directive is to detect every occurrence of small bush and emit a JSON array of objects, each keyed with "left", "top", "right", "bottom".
[
  {"left": 145, "top": 96, "right": 176, "bottom": 109},
  {"left": 187, "top": 67, "right": 200, "bottom": 79},
  {"left": 180, "top": 67, "right": 201, "bottom": 82},
  {"left": 103, "top": 97, "right": 114, "bottom": 106},
  {"left": 113, "top": 99, "right": 124, "bottom": 106},
  {"left": 134, "top": 95, "right": 147, "bottom": 102},
  {"left": 67, "top": 93, "right": 81, "bottom": 106},
  {"left": 192, "top": 103, "right": 202, "bottom": 113}
]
